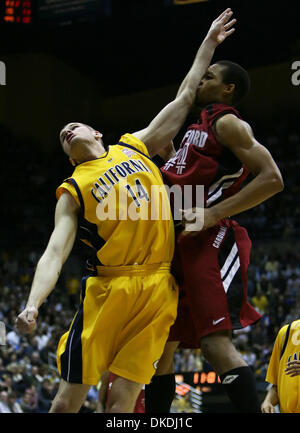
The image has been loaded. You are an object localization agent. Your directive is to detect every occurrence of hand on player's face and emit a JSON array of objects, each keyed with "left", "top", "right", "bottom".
[{"left": 196, "top": 64, "right": 225, "bottom": 105}]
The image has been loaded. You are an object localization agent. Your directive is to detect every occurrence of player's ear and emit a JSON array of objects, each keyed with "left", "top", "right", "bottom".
[
  {"left": 94, "top": 131, "right": 103, "bottom": 140},
  {"left": 223, "top": 83, "right": 235, "bottom": 99},
  {"left": 69, "top": 156, "right": 77, "bottom": 166}
]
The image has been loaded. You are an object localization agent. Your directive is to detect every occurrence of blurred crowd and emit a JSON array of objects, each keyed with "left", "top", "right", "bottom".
[
  {"left": 1, "top": 114, "right": 300, "bottom": 412},
  {"left": 0, "top": 249, "right": 98, "bottom": 413}
]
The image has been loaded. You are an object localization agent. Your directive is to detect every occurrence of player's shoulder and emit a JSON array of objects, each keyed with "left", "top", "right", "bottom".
[
  {"left": 118, "top": 133, "right": 150, "bottom": 157},
  {"left": 216, "top": 113, "right": 247, "bottom": 128},
  {"left": 215, "top": 113, "right": 253, "bottom": 139},
  {"left": 290, "top": 319, "right": 300, "bottom": 331},
  {"left": 279, "top": 323, "right": 290, "bottom": 335}
]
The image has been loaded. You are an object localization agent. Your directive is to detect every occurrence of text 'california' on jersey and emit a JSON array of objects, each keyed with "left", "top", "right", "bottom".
[
  {"left": 56, "top": 134, "right": 174, "bottom": 270},
  {"left": 161, "top": 103, "right": 249, "bottom": 216}
]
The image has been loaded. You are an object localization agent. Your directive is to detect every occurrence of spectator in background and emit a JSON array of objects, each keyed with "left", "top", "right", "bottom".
[
  {"left": 40, "top": 337, "right": 57, "bottom": 365},
  {"left": 7, "top": 392, "right": 23, "bottom": 413},
  {"left": 19, "top": 387, "right": 39, "bottom": 413},
  {"left": 6, "top": 324, "right": 21, "bottom": 349},
  {"left": 0, "top": 390, "right": 11, "bottom": 413},
  {"left": 264, "top": 253, "right": 280, "bottom": 280},
  {"left": 251, "top": 287, "right": 268, "bottom": 315},
  {"left": 37, "top": 379, "right": 56, "bottom": 412},
  {"left": 35, "top": 327, "right": 50, "bottom": 351},
  {"left": 29, "top": 366, "right": 43, "bottom": 387}
]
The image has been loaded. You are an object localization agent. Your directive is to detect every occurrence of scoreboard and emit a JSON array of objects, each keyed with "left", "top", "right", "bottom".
[
  {"left": 1, "top": 0, "right": 111, "bottom": 25},
  {"left": 3, "top": 0, "right": 32, "bottom": 24},
  {"left": 1, "top": 0, "right": 210, "bottom": 25}
]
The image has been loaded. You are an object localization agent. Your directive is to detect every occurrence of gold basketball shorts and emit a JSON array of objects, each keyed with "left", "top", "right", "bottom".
[{"left": 56, "top": 263, "right": 178, "bottom": 385}]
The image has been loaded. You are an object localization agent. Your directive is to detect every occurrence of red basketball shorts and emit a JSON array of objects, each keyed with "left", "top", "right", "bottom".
[{"left": 168, "top": 218, "right": 261, "bottom": 348}]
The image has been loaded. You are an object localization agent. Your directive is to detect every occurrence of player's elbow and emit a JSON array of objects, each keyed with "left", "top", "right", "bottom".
[
  {"left": 179, "top": 88, "right": 195, "bottom": 107},
  {"left": 265, "top": 169, "right": 284, "bottom": 194},
  {"left": 271, "top": 170, "right": 284, "bottom": 193}
]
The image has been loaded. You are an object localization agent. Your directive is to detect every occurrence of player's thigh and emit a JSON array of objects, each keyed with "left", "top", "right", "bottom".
[
  {"left": 50, "top": 378, "right": 91, "bottom": 413},
  {"left": 106, "top": 375, "right": 143, "bottom": 413},
  {"left": 155, "top": 341, "right": 180, "bottom": 375}
]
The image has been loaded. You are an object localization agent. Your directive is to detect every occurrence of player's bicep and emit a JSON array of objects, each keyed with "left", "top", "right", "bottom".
[{"left": 47, "top": 192, "right": 79, "bottom": 264}]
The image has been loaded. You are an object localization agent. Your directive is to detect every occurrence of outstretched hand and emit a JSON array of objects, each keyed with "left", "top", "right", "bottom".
[{"left": 206, "top": 8, "right": 236, "bottom": 46}]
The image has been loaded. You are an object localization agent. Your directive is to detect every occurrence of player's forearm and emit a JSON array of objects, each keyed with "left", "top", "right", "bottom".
[
  {"left": 210, "top": 171, "right": 284, "bottom": 221},
  {"left": 156, "top": 140, "right": 176, "bottom": 161},
  {"left": 177, "top": 37, "right": 217, "bottom": 101},
  {"left": 26, "top": 251, "right": 63, "bottom": 309}
]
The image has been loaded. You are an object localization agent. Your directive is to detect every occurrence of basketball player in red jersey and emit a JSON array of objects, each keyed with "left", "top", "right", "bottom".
[{"left": 145, "top": 61, "right": 284, "bottom": 412}]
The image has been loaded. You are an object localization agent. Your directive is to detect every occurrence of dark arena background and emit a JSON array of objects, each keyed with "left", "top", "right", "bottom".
[{"left": 0, "top": 0, "right": 300, "bottom": 416}]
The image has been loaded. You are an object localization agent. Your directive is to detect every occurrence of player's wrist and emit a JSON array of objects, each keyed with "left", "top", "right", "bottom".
[
  {"left": 25, "top": 302, "right": 39, "bottom": 311},
  {"left": 202, "top": 35, "right": 219, "bottom": 50},
  {"left": 208, "top": 205, "right": 223, "bottom": 225}
]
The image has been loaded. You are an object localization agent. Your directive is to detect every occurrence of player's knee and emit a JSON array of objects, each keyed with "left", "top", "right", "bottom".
[
  {"left": 200, "top": 331, "right": 232, "bottom": 361},
  {"left": 106, "top": 394, "right": 134, "bottom": 413},
  {"left": 50, "top": 395, "right": 72, "bottom": 413},
  {"left": 200, "top": 337, "right": 218, "bottom": 361}
]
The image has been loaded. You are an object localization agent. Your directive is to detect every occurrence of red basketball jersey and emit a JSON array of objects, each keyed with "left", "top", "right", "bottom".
[{"left": 161, "top": 103, "right": 249, "bottom": 213}]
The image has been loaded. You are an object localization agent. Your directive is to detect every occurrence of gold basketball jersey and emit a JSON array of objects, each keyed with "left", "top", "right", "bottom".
[
  {"left": 56, "top": 133, "right": 174, "bottom": 268},
  {"left": 266, "top": 319, "right": 300, "bottom": 413}
]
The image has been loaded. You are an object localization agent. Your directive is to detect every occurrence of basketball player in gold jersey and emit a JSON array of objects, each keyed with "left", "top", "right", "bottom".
[
  {"left": 262, "top": 319, "right": 300, "bottom": 413},
  {"left": 16, "top": 9, "right": 236, "bottom": 413}
]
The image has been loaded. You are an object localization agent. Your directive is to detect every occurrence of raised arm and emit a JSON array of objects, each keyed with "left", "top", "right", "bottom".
[
  {"left": 16, "top": 192, "right": 79, "bottom": 334},
  {"left": 133, "top": 8, "right": 236, "bottom": 157}
]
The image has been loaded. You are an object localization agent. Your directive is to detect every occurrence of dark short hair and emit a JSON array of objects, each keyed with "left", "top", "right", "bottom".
[{"left": 216, "top": 60, "right": 250, "bottom": 105}]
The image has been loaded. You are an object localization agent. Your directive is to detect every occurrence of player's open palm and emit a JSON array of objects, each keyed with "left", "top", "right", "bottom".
[
  {"left": 207, "top": 8, "right": 236, "bottom": 46},
  {"left": 16, "top": 306, "right": 38, "bottom": 334}
]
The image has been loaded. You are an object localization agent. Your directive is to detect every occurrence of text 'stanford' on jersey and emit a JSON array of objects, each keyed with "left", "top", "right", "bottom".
[
  {"left": 161, "top": 103, "right": 249, "bottom": 217},
  {"left": 56, "top": 134, "right": 174, "bottom": 270}
]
